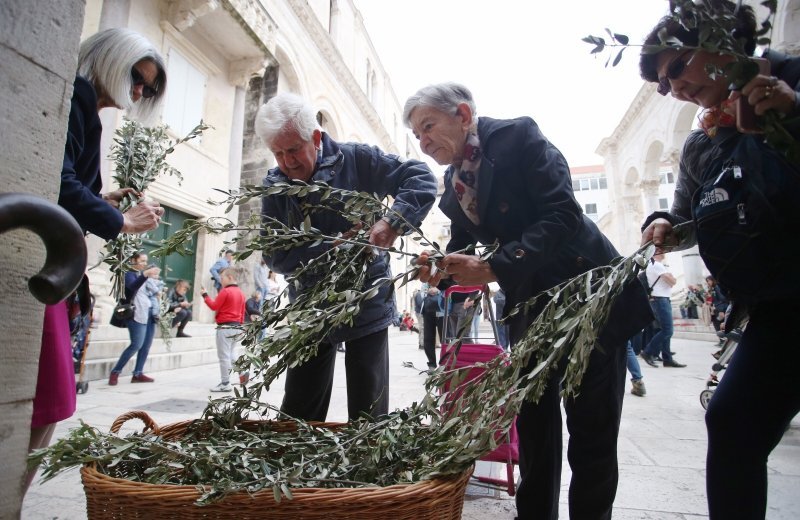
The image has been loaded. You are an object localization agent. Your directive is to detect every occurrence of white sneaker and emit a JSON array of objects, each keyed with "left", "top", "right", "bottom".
[{"left": 210, "top": 382, "right": 232, "bottom": 392}]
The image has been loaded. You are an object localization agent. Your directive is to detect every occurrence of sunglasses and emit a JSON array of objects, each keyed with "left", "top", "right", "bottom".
[
  {"left": 657, "top": 50, "right": 694, "bottom": 96},
  {"left": 131, "top": 67, "right": 158, "bottom": 99}
]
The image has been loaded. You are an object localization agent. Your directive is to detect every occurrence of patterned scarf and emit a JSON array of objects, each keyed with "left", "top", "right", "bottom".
[
  {"left": 451, "top": 132, "right": 482, "bottom": 225},
  {"left": 698, "top": 98, "right": 737, "bottom": 138}
]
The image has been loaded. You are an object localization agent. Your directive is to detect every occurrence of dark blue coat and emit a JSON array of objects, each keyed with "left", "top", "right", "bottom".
[
  {"left": 441, "top": 117, "right": 652, "bottom": 347},
  {"left": 58, "top": 76, "right": 124, "bottom": 240},
  {"left": 262, "top": 133, "right": 437, "bottom": 343}
]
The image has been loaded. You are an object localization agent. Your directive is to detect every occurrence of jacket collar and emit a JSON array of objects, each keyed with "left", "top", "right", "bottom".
[{"left": 440, "top": 117, "right": 516, "bottom": 229}]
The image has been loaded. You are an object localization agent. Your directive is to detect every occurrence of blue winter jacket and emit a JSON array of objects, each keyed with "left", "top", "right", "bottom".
[{"left": 261, "top": 133, "right": 437, "bottom": 343}]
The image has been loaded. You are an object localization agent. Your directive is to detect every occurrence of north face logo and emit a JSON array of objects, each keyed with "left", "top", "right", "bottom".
[{"left": 699, "top": 188, "right": 729, "bottom": 207}]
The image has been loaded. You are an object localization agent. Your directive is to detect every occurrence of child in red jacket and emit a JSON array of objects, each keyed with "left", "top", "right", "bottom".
[{"left": 201, "top": 267, "right": 248, "bottom": 392}]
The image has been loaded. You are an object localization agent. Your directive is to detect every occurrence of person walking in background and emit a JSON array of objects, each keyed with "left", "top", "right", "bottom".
[
  {"left": 202, "top": 268, "right": 248, "bottom": 392},
  {"left": 413, "top": 287, "right": 425, "bottom": 350},
  {"left": 255, "top": 92, "right": 436, "bottom": 422},
  {"left": 109, "top": 252, "right": 161, "bottom": 385},
  {"left": 168, "top": 279, "right": 192, "bottom": 338},
  {"left": 210, "top": 250, "right": 233, "bottom": 293},
  {"left": 491, "top": 285, "right": 510, "bottom": 350},
  {"left": 265, "top": 270, "right": 281, "bottom": 310},
  {"left": 254, "top": 258, "right": 270, "bottom": 302},
  {"left": 626, "top": 341, "right": 646, "bottom": 397},
  {"left": 26, "top": 26, "right": 166, "bottom": 493},
  {"left": 640, "top": 254, "right": 685, "bottom": 368},
  {"left": 421, "top": 285, "right": 444, "bottom": 370}
]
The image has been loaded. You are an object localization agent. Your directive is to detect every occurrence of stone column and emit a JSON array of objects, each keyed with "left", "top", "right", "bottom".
[
  {"left": 0, "top": 1, "right": 85, "bottom": 516},
  {"left": 681, "top": 246, "right": 705, "bottom": 287},
  {"left": 639, "top": 179, "right": 662, "bottom": 217}
]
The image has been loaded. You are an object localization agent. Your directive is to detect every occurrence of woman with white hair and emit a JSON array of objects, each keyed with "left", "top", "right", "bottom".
[
  {"left": 406, "top": 82, "right": 652, "bottom": 520},
  {"left": 26, "top": 27, "right": 167, "bottom": 492}
]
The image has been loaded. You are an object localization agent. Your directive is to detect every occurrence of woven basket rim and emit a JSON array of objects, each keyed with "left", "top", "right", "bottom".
[{"left": 87, "top": 414, "right": 473, "bottom": 502}]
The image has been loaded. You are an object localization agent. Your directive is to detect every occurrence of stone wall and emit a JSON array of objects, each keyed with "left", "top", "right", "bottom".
[{"left": 0, "top": 1, "right": 86, "bottom": 516}]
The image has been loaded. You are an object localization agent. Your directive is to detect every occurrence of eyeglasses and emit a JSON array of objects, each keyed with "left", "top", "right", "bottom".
[
  {"left": 131, "top": 67, "right": 158, "bottom": 99},
  {"left": 657, "top": 50, "right": 694, "bottom": 96}
]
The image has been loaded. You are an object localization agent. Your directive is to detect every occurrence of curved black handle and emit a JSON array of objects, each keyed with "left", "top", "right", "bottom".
[{"left": 0, "top": 193, "right": 87, "bottom": 304}]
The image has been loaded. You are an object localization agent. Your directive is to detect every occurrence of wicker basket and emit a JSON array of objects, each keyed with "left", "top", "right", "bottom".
[{"left": 81, "top": 411, "right": 472, "bottom": 519}]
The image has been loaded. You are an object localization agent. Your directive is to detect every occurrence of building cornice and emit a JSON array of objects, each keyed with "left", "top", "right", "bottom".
[
  {"left": 595, "top": 82, "right": 655, "bottom": 156},
  {"left": 286, "top": 0, "right": 397, "bottom": 153}
]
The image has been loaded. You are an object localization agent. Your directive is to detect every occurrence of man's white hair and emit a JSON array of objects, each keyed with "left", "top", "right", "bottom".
[{"left": 254, "top": 92, "right": 321, "bottom": 147}]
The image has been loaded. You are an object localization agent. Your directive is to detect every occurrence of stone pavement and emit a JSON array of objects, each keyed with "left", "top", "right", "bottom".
[{"left": 23, "top": 329, "right": 800, "bottom": 519}]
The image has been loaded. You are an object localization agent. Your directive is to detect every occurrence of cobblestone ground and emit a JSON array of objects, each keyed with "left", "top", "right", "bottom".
[{"left": 23, "top": 327, "right": 800, "bottom": 519}]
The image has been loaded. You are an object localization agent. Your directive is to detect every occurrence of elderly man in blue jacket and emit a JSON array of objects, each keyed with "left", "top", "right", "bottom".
[{"left": 255, "top": 92, "right": 437, "bottom": 422}]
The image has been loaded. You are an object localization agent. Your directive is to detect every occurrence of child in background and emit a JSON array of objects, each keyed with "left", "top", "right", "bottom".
[{"left": 201, "top": 267, "right": 248, "bottom": 392}]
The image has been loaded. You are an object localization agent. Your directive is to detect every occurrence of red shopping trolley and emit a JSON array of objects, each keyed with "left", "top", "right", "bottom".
[{"left": 439, "top": 284, "right": 519, "bottom": 496}]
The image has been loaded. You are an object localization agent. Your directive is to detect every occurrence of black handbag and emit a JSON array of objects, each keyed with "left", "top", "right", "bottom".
[{"left": 110, "top": 301, "right": 134, "bottom": 328}]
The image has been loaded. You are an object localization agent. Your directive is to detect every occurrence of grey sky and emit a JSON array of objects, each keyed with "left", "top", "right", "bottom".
[{"left": 356, "top": 0, "right": 671, "bottom": 169}]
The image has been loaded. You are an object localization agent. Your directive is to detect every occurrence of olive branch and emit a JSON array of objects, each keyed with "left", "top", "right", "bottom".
[
  {"left": 584, "top": 0, "right": 798, "bottom": 163},
  {"left": 31, "top": 180, "right": 655, "bottom": 504}
]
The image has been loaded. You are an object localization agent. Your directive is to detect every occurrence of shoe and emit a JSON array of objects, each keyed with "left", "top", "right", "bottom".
[
  {"left": 176, "top": 331, "right": 191, "bottom": 338},
  {"left": 662, "top": 359, "right": 687, "bottom": 368},
  {"left": 640, "top": 353, "right": 659, "bottom": 368},
  {"left": 239, "top": 373, "right": 250, "bottom": 385},
  {"left": 131, "top": 373, "right": 155, "bottom": 383},
  {"left": 108, "top": 372, "right": 119, "bottom": 386},
  {"left": 631, "top": 379, "right": 646, "bottom": 397},
  {"left": 210, "top": 382, "right": 232, "bottom": 392}
]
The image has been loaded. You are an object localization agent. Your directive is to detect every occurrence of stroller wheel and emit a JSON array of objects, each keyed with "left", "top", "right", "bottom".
[
  {"left": 76, "top": 381, "right": 89, "bottom": 394},
  {"left": 700, "top": 389, "right": 714, "bottom": 410}
]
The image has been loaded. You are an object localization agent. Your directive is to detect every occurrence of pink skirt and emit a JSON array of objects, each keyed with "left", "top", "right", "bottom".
[{"left": 31, "top": 302, "right": 76, "bottom": 428}]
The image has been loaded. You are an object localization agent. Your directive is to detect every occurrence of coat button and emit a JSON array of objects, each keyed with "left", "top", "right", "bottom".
[
  {"left": 514, "top": 249, "right": 526, "bottom": 259},
  {"left": 576, "top": 256, "right": 584, "bottom": 266},
  {"left": 498, "top": 202, "right": 510, "bottom": 213}
]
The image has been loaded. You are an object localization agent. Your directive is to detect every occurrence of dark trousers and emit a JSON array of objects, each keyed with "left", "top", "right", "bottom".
[
  {"left": 171, "top": 308, "right": 191, "bottom": 329},
  {"left": 705, "top": 303, "right": 800, "bottom": 519},
  {"left": 515, "top": 337, "right": 626, "bottom": 520},
  {"left": 422, "top": 313, "right": 443, "bottom": 367},
  {"left": 281, "top": 328, "right": 389, "bottom": 421}
]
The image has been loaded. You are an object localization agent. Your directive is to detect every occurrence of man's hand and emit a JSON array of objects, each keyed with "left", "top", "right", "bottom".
[
  {"left": 367, "top": 219, "right": 399, "bottom": 249},
  {"left": 415, "top": 251, "right": 444, "bottom": 286},
  {"left": 103, "top": 187, "right": 140, "bottom": 208},
  {"left": 440, "top": 253, "right": 497, "bottom": 286},
  {"left": 641, "top": 218, "right": 678, "bottom": 252},
  {"left": 121, "top": 199, "right": 164, "bottom": 233}
]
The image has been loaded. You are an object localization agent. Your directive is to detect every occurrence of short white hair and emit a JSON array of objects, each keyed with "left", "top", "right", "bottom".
[
  {"left": 403, "top": 82, "right": 477, "bottom": 127},
  {"left": 78, "top": 28, "right": 166, "bottom": 123},
  {"left": 254, "top": 92, "right": 320, "bottom": 148}
]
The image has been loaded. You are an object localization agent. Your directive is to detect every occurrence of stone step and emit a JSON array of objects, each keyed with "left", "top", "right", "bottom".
[
  {"left": 77, "top": 322, "right": 221, "bottom": 383},
  {"left": 671, "top": 318, "right": 719, "bottom": 343}
]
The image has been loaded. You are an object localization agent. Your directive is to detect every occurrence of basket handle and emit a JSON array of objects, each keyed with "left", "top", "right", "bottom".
[{"left": 109, "top": 410, "right": 160, "bottom": 435}]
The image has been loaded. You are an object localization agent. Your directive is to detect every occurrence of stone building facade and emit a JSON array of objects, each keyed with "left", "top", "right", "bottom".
[{"left": 79, "top": 0, "right": 421, "bottom": 322}]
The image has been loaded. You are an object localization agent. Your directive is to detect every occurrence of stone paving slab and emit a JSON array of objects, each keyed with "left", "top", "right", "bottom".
[{"left": 22, "top": 331, "right": 800, "bottom": 519}]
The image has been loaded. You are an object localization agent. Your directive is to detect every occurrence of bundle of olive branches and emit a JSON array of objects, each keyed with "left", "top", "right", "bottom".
[
  {"left": 31, "top": 180, "right": 654, "bottom": 505},
  {"left": 584, "top": 0, "right": 797, "bottom": 163},
  {"left": 102, "top": 119, "right": 208, "bottom": 300}
]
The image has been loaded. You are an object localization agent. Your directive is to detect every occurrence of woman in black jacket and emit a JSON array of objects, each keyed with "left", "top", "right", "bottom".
[
  {"left": 405, "top": 82, "right": 651, "bottom": 520},
  {"left": 639, "top": 2, "right": 800, "bottom": 518}
]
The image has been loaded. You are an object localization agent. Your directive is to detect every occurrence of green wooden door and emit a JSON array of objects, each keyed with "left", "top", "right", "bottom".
[{"left": 141, "top": 205, "right": 197, "bottom": 293}]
